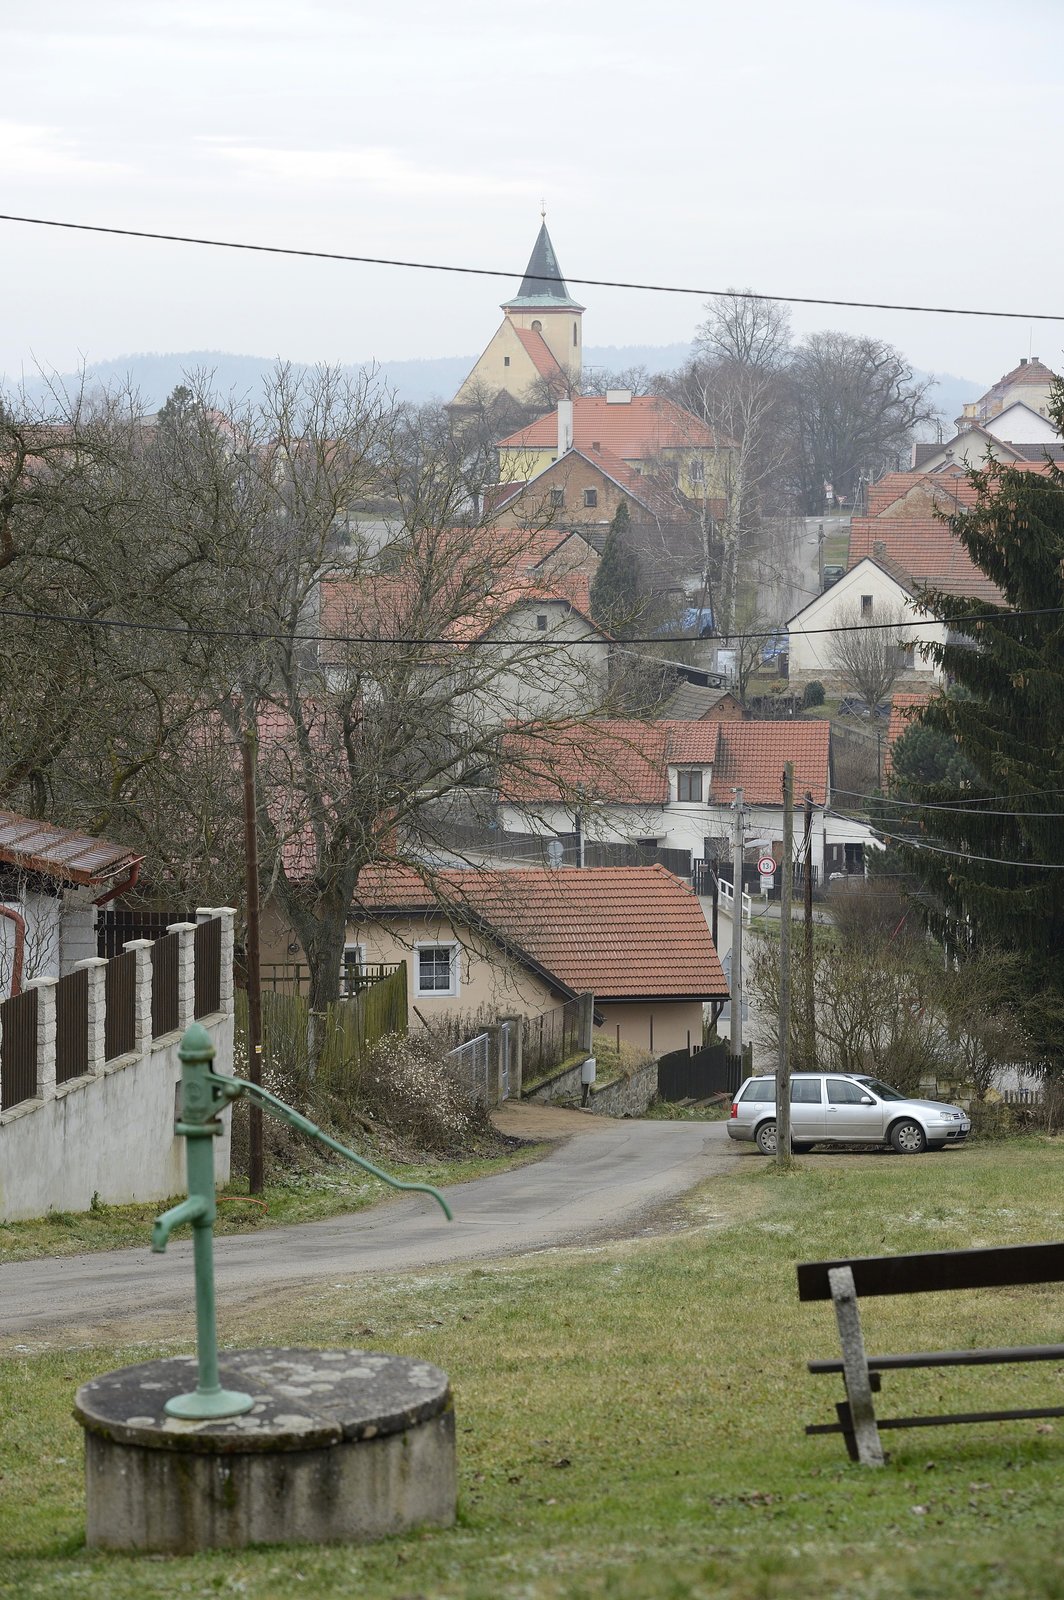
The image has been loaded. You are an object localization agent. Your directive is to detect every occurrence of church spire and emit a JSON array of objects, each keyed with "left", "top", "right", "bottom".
[{"left": 502, "top": 221, "right": 584, "bottom": 311}]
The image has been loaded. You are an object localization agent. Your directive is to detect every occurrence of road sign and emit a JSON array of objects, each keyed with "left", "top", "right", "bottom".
[{"left": 757, "top": 855, "right": 777, "bottom": 875}]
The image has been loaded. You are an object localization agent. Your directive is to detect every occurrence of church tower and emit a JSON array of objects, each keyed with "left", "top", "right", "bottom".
[{"left": 451, "top": 220, "right": 584, "bottom": 407}]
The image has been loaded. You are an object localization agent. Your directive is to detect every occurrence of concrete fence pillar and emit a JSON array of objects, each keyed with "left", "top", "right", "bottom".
[
  {"left": 25, "top": 975, "right": 57, "bottom": 1101},
  {"left": 500, "top": 1013, "right": 523, "bottom": 1099},
  {"left": 167, "top": 923, "right": 198, "bottom": 1029},
  {"left": 579, "top": 992, "right": 595, "bottom": 1054},
  {"left": 124, "top": 941, "right": 155, "bottom": 1054},
  {"left": 74, "top": 956, "right": 108, "bottom": 1074}
]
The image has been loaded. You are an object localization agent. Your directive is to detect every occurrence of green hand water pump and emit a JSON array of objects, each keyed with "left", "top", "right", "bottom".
[{"left": 152, "top": 1022, "right": 452, "bottom": 1421}]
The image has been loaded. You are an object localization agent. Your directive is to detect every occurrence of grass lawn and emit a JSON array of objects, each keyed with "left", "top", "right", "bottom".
[
  {"left": 5, "top": 1139, "right": 1064, "bottom": 1597},
  {"left": 823, "top": 528, "right": 850, "bottom": 566}
]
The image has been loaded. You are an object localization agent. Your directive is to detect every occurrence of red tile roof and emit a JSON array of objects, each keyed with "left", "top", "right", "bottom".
[
  {"left": 0, "top": 811, "right": 141, "bottom": 889},
  {"left": 496, "top": 395, "right": 724, "bottom": 459},
  {"left": 864, "top": 469, "right": 979, "bottom": 518},
  {"left": 513, "top": 327, "right": 564, "bottom": 381},
  {"left": 848, "top": 517, "right": 1003, "bottom": 603},
  {"left": 500, "top": 720, "right": 722, "bottom": 805},
  {"left": 708, "top": 721, "right": 831, "bottom": 806},
  {"left": 353, "top": 864, "right": 728, "bottom": 1001}
]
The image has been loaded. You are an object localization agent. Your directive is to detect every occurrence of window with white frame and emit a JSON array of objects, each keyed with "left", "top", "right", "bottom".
[
  {"left": 340, "top": 942, "right": 366, "bottom": 996},
  {"left": 415, "top": 942, "right": 460, "bottom": 997},
  {"left": 676, "top": 769, "right": 703, "bottom": 802}
]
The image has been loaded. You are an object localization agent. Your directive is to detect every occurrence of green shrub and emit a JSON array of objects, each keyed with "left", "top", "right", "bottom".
[{"left": 802, "top": 680, "right": 825, "bottom": 708}]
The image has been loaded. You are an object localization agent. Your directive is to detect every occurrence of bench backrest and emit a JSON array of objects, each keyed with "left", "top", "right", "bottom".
[{"left": 797, "top": 1241, "right": 1064, "bottom": 1302}]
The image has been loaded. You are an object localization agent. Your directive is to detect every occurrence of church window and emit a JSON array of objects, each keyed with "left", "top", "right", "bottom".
[
  {"left": 531, "top": 319, "right": 542, "bottom": 333},
  {"left": 573, "top": 323, "right": 578, "bottom": 346}
]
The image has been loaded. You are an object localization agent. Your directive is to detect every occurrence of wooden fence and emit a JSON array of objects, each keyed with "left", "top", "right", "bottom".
[{"left": 235, "top": 962, "right": 408, "bottom": 1095}]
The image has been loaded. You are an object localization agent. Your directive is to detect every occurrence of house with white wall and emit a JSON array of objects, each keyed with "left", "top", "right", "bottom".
[
  {"left": 497, "top": 717, "right": 875, "bottom": 884},
  {"left": 787, "top": 557, "right": 948, "bottom": 690}
]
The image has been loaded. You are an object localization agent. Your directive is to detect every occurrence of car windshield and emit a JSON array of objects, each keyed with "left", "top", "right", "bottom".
[{"left": 856, "top": 1077, "right": 907, "bottom": 1102}]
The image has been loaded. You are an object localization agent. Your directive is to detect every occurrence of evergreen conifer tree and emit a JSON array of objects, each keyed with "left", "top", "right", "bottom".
[
  {"left": 894, "top": 399, "right": 1064, "bottom": 1062},
  {"left": 589, "top": 501, "right": 643, "bottom": 636}
]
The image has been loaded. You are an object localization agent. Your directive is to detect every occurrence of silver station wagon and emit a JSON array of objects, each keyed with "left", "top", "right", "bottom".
[{"left": 728, "top": 1072, "right": 971, "bottom": 1156}]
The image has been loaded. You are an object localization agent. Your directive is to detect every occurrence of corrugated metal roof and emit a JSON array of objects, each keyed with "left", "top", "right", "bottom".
[{"left": 0, "top": 811, "right": 141, "bottom": 888}]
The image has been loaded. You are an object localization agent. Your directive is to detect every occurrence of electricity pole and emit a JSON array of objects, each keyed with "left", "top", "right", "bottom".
[
  {"left": 777, "top": 762, "right": 794, "bottom": 1169},
  {"left": 241, "top": 719, "right": 264, "bottom": 1195},
  {"left": 803, "top": 790, "right": 815, "bottom": 1069},
  {"left": 731, "top": 786, "right": 745, "bottom": 1068}
]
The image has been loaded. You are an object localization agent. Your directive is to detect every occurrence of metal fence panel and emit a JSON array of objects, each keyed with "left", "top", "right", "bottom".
[
  {"left": 55, "top": 967, "right": 89, "bottom": 1084},
  {"left": 194, "top": 917, "right": 221, "bottom": 1018},
  {"left": 97, "top": 907, "right": 185, "bottom": 958},
  {"left": 151, "top": 932, "right": 180, "bottom": 1038},
  {"left": 445, "top": 1033, "right": 491, "bottom": 1102},
  {"left": 0, "top": 987, "right": 38, "bottom": 1109},
  {"left": 104, "top": 950, "right": 137, "bottom": 1061}
]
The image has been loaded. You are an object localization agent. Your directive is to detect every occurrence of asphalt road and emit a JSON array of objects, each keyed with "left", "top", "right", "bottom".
[{"left": 0, "top": 1112, "right": 737, "bottom": 1341}]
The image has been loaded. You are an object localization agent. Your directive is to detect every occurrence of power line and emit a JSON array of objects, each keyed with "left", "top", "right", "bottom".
[
  {"left": 875, "top": 828, "right": 1064, "bottom": 871},
  {"left": 2, "top": 211, "right": 1064, "bottom": 324},
  {"left": 1, "top": 599, "right": 1062, "bottom": 649},
  {"left": 831, "top": 789, "right": 1064, "bottom": 818}
]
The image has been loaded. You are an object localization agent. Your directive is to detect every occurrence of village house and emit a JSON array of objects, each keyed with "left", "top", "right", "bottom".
[
  {"left": 914, "top": 357, "right": 1064, "bottom": 472},
  {"left": 339, "top": 863, "right": 728, "bottom": 1057},
  {"left": 495, "top": 717, "right": 874, "bottom": 885}
]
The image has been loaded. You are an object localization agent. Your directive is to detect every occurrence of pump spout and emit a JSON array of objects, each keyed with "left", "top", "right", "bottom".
[{"left": 152, "top": 1195, "right": 209, "bottom": 1253}]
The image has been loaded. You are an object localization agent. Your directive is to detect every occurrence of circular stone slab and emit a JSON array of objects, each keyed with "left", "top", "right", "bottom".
[
  {"left": 75, "top": 1349, "right": 456, "bottom": 1552},
  {"left": 75, "top": 1348, "right": 452, "bottom": 1453}
]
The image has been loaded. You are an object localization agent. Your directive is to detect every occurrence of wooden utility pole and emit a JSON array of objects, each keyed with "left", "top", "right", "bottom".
[
  {"left": 241, "top": 720, "right": 264, "bottom": 1195},
  {"left": 776, "top": 762, "right": 794, "bottom": 1169},
  {"left": 803, "top": 790, "right": 815, "bottom": 1069},
  {"left": 731, "top": 786, "right": 745, "bottom": 1068}
]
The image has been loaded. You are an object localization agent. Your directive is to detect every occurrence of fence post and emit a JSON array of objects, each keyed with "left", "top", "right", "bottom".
[
  {"left": 486, "top": 1023, "right": 503, "bottom": 1106},
  {"left": 500, "top": 1013, "right": 523, "bottom": 1098},
  {"left": 198, "top": 907, "right": 236, "bottom": 1015},
  {"left": 25, "top": 975, "right": 57, "bottom": 1101},
  {"left": 167, "top": 922, "right": 198, "bottom": 1029},
  {"left": 75, "top": 956, "right": 108, "bottom": 1074},
  {"left": 579, "top": 992, "right": 594, "bottom": 1054},
  {"left": 124, "top": 940, "right": 155, "bottom": 1053}
]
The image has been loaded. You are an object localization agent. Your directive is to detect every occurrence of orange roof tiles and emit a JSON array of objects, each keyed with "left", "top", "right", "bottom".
[
  {"left": 500, "top": 720, "right": 722, "bottom": 805},
  {"left": 848, "top": 517, "right": 1003, "bottom": 603},
  {"left": 353, "top": 864, "right": 728, "bottom": 1001},
  {"left": 496, "top": 395, "right": 723, "bottom": 459},
  {"left": 512, "top": 328, "right": 564, "bottom": 381},
  {"left": 708, "top": 721, "right": 831, "bottom": 806}
]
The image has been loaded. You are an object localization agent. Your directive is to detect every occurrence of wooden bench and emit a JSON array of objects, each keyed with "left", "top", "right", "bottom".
[{"left": 797, "top": 1242, "right": 1064, "bottom": 1466}]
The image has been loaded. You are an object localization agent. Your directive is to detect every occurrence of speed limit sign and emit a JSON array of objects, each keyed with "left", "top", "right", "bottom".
[{"left": 757, "top": 855, "right": 777, "bottom": 875}]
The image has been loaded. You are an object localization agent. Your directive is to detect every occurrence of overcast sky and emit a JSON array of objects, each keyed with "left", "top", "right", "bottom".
[{"left": 3, "top": 0, "right": 1062, "bottom": 392}]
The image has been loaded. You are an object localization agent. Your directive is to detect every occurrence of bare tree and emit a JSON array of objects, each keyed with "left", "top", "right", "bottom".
[
  {"left": 827, "top": 600, "right": 908, "bottom": 711},
  {"left": 787, "top": 333, "right": 938, "bottom": 513}
]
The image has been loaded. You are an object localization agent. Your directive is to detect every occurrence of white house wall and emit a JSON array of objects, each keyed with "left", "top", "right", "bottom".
[{"left": 788, "top": 560, "right": 946, "bottom": 683}]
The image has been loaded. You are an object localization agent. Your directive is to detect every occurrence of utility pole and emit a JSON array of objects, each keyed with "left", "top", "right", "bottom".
[
  {"left": 731, "top": 786, "right": 745, "bottom": 1067},
  {"left": 241, "top": 719, "right": 264, "bottom": 1195},
  {"left": 803, "top": 790, "right": 815, "bottom": 1069},
  {"left": 777, "top": 762, "right": 794, "bottom": 1169}
]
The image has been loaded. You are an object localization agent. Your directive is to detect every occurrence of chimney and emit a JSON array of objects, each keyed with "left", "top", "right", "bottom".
[
  {"left": 557, "top": 399, "right": 573, "bottom": 456},
  {"left": 1020, "top": 357, "right": 1028, "bottom": 367}
]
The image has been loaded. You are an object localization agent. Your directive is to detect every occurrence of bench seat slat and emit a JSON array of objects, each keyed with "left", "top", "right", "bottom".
[
  {"left": 807, "top": 1402, "right": 1064, "bottom": 1438},
  {"left": 809, "top": 1342, "right": 1064, "bottom": 1374},
  {"left": 797, "top": 1241, "right": 1064, "bottom": 1302}
]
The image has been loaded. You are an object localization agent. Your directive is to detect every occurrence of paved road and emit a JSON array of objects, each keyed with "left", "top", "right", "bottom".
[{"left": 0, "top": 1113, "right": 736, "bottom": 1341}]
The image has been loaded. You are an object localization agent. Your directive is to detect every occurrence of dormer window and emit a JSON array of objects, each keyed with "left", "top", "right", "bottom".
[{"left": 677, "top": 769, "right": 703, "bottom": 802}]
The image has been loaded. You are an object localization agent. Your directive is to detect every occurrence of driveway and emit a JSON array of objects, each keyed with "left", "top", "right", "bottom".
[{"left": 0, "top": 1109, "right": 737, "bottom": 1341}]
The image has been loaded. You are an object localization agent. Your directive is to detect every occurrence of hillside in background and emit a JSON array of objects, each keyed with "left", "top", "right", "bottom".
[{"left": 3, "top": 343, "right": 981, "bottom": 430}]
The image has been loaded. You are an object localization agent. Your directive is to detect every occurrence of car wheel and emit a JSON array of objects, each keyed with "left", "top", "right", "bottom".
[
  {"left": 791, "top": 1142, "right": 813, "bottom": 1154},
  {"left": 755, "top": 1120, "right": 778, "bottom": 1156},
  {"left": 890, "top": 1119, "right": 927, "bottom": 1155}
]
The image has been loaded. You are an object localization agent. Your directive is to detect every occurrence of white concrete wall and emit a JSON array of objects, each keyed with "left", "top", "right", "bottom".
[{"left": 0, "top": 1010, "right": 234, "bottom": 1222}]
